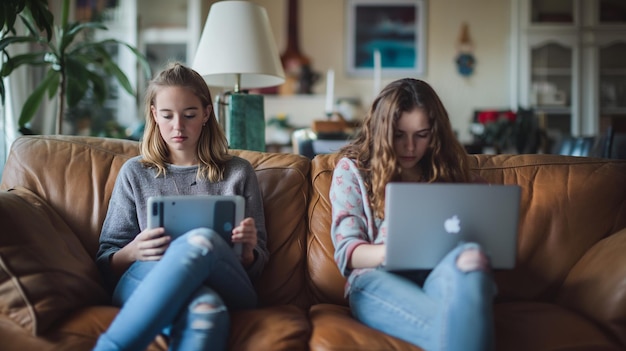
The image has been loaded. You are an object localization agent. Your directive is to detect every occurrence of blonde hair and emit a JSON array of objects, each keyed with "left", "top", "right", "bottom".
[
  {"left": 140, "top": 62, "right": 231, "bottom": 181},
  {"left": 339, "top": 78, "right": 471, "bottom": 218}
]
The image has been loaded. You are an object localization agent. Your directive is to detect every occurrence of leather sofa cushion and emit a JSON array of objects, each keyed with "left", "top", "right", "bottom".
[
  {"left": 0, "top": 187, "right": 108, "bottom": 335},
  {"left": 557, "top": 227, "right": 626, "bottom": 346},
  {"left": 231, "top": 150, "right": 312, "bottom": 308},
  {"left": 309, "top": 304, "right": 423, "bottom": 351},
  {"left": 493, "top": 302, "right": 621, "bottom": 350},
  {"left": 468, "top": 154, "right": 626, "bottom": 300},
  {"left": 229, "top": 305, "right": 311, "bottom": 350},
  {"left": 0, "top": 136, "right": 140, "bottom": 258}
]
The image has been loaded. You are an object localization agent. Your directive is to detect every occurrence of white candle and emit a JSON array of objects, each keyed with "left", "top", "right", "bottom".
[
  {"left": 373, "top": 49, "right": 381, "bottom": 97},
  {"left": 325, "top": 69, "right": 335, "bottom": 116}
]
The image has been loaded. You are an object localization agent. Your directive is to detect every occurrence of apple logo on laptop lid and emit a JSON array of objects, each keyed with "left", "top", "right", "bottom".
[{"left": 444, "top": 215, "right": 461, "bottom": 234}]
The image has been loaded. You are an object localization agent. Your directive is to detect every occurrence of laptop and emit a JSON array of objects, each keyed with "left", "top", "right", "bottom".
[
  {"left": 383, "top": 183, "right": 521, "bottom": 271},
  {"left": 147, "top": 195, "right": 244, "bottom": 257}
]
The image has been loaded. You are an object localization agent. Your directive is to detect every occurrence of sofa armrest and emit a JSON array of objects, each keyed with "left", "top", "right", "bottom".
[
  {"left": 557, "top": 227, "right": 626, "bottom": 345},
  {"left": 0, "top": 188, "right": 108, "bottom": 335},
  {"left": 0, "top": 314, "right": 57, "bottom": 351}
]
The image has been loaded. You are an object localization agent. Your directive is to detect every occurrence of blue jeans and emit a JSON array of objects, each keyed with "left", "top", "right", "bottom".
[
  {"left": 349, "top": 242, "right": 496, "bottom": 351},
  {"left": 93, "top": 228, "right": 257, "bottom": 351}
]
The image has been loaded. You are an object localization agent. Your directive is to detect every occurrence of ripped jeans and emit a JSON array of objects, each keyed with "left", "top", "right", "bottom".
[
  {"left": 93, "top": 228, "right": 256, "bottom": 351},
  {"left": 348, "top": 242, "right": 497, "bottom": 351}
]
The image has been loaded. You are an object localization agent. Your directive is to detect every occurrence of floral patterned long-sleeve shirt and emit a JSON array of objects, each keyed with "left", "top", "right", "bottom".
[
  {"left": 330, "top": 157, "right": 387, "bottom": 295},
  {"left": 330, "top": 157, "right": 486, "bottom": 295}
]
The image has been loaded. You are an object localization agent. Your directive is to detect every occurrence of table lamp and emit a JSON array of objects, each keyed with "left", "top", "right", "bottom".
[{"left": 192, "top": 0, "right": 285, "bottom": 151}]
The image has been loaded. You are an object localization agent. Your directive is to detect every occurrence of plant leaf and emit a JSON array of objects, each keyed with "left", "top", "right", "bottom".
[
  {"left": 117, "top": 40, "right": 152, "bottom": 80},
  {"left": 60, "top": 0, "right": 69, "bottom": 28},
  {"left": 69, "top": 38, "right": 114, "bottom": 61},
  {"left": 79, "top": 38, "right": 151, "bottom": 80},
  {"left": 19, "top": 9, "right": 38, "bottom": 37},
  {"left": 27, "top": 0, "right": 55, "bottom": 41},
  {"left": 65, "top": 57, "right": 90, "bottom": 106},
  {"left": 0, "top": 35, "right": 38, "bottom": 52},
  {"left": 58, "top": 21, "right": 79, "bottom": 53},
  {"left": 82, "top": 44, "right": 135, "bottom": 95},
  {"left": 60, "top": 21, "right": 106, "bottom": 53},
  {"left": 47, "top": 71, "right": 60, "bottom": 99},
  {"left": 0, "top": 79, "right": 5, "bottom": 104},
  {"left": 67, "top": 21, "right": 107, "bottom": 37},
  {"left": 104, "top": 60, "right": 134, "bottom": 95},
  {"left": 9, "top": 0, "right": 55, "bottom": 41},
  {"left": 18, "top": 69, "right": 59, "bottom": 127},
  {"left": 121, "top": 43, "right": 152, "bottom": 79},
  {"left": 69, "top": 44, "right": 107, "bottom": 68},
  {"left": 0, "top": 52, "right": 46, "bottom": 77},
  {"left": 85, "top": 70, "right": 107, "bottom": 105},
  {"left": 1, "top": 1, "right": 20, "bottom": 34}
]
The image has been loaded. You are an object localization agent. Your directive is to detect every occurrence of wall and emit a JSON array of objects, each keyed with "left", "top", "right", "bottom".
[
  {"left": 42, "top": 0, "right": 512, "bottom": 143},
  {"left": 230, "top": 0, "right": 514, "bottom": 142}
]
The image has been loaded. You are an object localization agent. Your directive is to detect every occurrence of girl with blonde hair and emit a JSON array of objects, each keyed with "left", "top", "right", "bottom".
[{"left": 94, "top": 62, "right": 268, "bottom": 351}]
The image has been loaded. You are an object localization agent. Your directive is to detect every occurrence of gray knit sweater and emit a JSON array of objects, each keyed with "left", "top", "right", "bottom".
[{"left": 96, "top": 155, "right": 268, "bottom": 290}]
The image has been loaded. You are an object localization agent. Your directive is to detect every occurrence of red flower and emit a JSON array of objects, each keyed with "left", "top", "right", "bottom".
[{"left": 477, "top": 110, "right": 516, "bottom": 124}]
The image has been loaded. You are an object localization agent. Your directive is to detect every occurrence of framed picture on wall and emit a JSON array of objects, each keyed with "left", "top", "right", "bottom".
[{"left": 346, "top": 0, "right": 426, "bottom": 77}]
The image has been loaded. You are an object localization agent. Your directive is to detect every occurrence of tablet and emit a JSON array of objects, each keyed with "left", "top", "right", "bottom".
[{"left": 147, "top": 195, "right": 244, "bottom": 257}]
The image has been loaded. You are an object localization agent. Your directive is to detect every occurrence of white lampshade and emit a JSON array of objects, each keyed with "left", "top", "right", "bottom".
[{"left": 192, "top": 1, "right": 285, "bottom": 90}]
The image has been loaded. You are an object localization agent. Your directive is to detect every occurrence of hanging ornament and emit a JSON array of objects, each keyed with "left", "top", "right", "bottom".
[
  {"left": 279, "top": 0, "right": 320, "bottom": 95},
  {"left": 455, "top": 22, "right": 476, "bottom": 77}
]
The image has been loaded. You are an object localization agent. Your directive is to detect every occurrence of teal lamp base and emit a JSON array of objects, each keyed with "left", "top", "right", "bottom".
[{"left": 227, "top": 93, "right": 265, "bottom": 151}]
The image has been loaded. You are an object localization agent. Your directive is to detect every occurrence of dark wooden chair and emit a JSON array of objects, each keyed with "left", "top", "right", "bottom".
[
  {"left": 603, "top": 126, "right": 626, "bottom": 159},
  {"left": 554, "top": 135, "right": 596, "bottom": 156}
]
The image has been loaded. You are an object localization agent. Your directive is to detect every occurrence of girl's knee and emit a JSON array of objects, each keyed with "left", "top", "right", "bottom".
[
  {"left": 190, "top": 303, "right": 228, "bottom": 330},
  {"left": 188, "top": 230, "right": 214, "bottom": 253},
  {"left": 180, "top": 228, "right": 228, "bottom": 254},
  {"left": 188, "top": 292, "right": 228, "bottom": 329},
  {"left": 456, "top": 247, "right": 490, "bottom": 272}
]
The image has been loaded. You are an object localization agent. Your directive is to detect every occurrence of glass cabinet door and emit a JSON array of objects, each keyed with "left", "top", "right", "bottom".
[
  {"left": 598, "top": 0, "right": 626, "bottom": 24},
  {"left": 517, "top": 0, "right": 626, "bottom": 137},
  {"left": 530, "top": 42, "right": 573, "bottom": 133},
  {"left": 530, "top": 0, "right": 575, "bottom": 24},
  {"left": 599, "top": 42, "right": 626, "bottom": 115}
]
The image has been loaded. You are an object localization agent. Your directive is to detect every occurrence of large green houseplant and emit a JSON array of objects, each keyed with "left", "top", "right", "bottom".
[{"left": 0, "top": 0, "right": 150, "bottom": 134}]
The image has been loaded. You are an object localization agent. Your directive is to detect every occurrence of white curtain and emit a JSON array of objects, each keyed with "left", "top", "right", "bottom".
[
  {"left": 0, "top": 49, "right": 28, "bottom": 174},
  {"left": 1, "top": 74, "right": 18, "bottom": 174},
  {"left": 0, "top": 79, "right": 8, "bottom": 175},
  {"left": 1, "top": 23, "right": 60, "bottom": 175}
]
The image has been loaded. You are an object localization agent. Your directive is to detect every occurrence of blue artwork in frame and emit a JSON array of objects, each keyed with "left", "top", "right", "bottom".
[{"left": 346, "top": 0, "right": 426, "bottom": 77}]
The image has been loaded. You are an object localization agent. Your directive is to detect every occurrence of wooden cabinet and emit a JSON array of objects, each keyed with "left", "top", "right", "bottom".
[{"left": 513, "top": 0, "right": 626, "bottom": 137}]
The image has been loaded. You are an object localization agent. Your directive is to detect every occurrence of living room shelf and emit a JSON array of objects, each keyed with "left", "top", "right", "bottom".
[{"left": 514, "top": 0, "right": 626, "bottom": 137}]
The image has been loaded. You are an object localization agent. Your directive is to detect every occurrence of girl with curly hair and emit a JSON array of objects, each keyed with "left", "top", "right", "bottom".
[{"left": 330, "top": 78, "right": 495, "bottom": 351}]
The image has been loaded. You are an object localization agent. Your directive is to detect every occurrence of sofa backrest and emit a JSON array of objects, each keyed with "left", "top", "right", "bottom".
[
  {"left": 1, "top": 136, "right": 140, "bottom": 255},
  {"left": 307, "top": 153, "right": 346, "bottom": 305},
  {"left": 308, "top": 153, "right": 626, "bottom": 305},
  {"left": 232, "top": 149, "right": 311, "bottom": 307},
  {"left": 4, "top": 136, "right": 626, "bottom": 308},
  {"left": 0, "top": 135, "right": 312, "bottom": 308},
  {"left": 469, "top": 154, "right": 626, "bottom": 300}
]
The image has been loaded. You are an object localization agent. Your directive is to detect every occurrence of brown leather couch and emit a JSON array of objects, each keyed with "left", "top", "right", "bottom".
[{"left": 1, "top": 135, "right": 625, "bottom": 351}]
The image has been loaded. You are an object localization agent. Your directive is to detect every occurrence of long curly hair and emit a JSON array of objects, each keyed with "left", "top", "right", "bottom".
[
  {"left": 339, "top": 78, "right": 471, "bottom": 218},
  {"left": 139, "top": 62, "right": 231, "bottom": 182}
]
